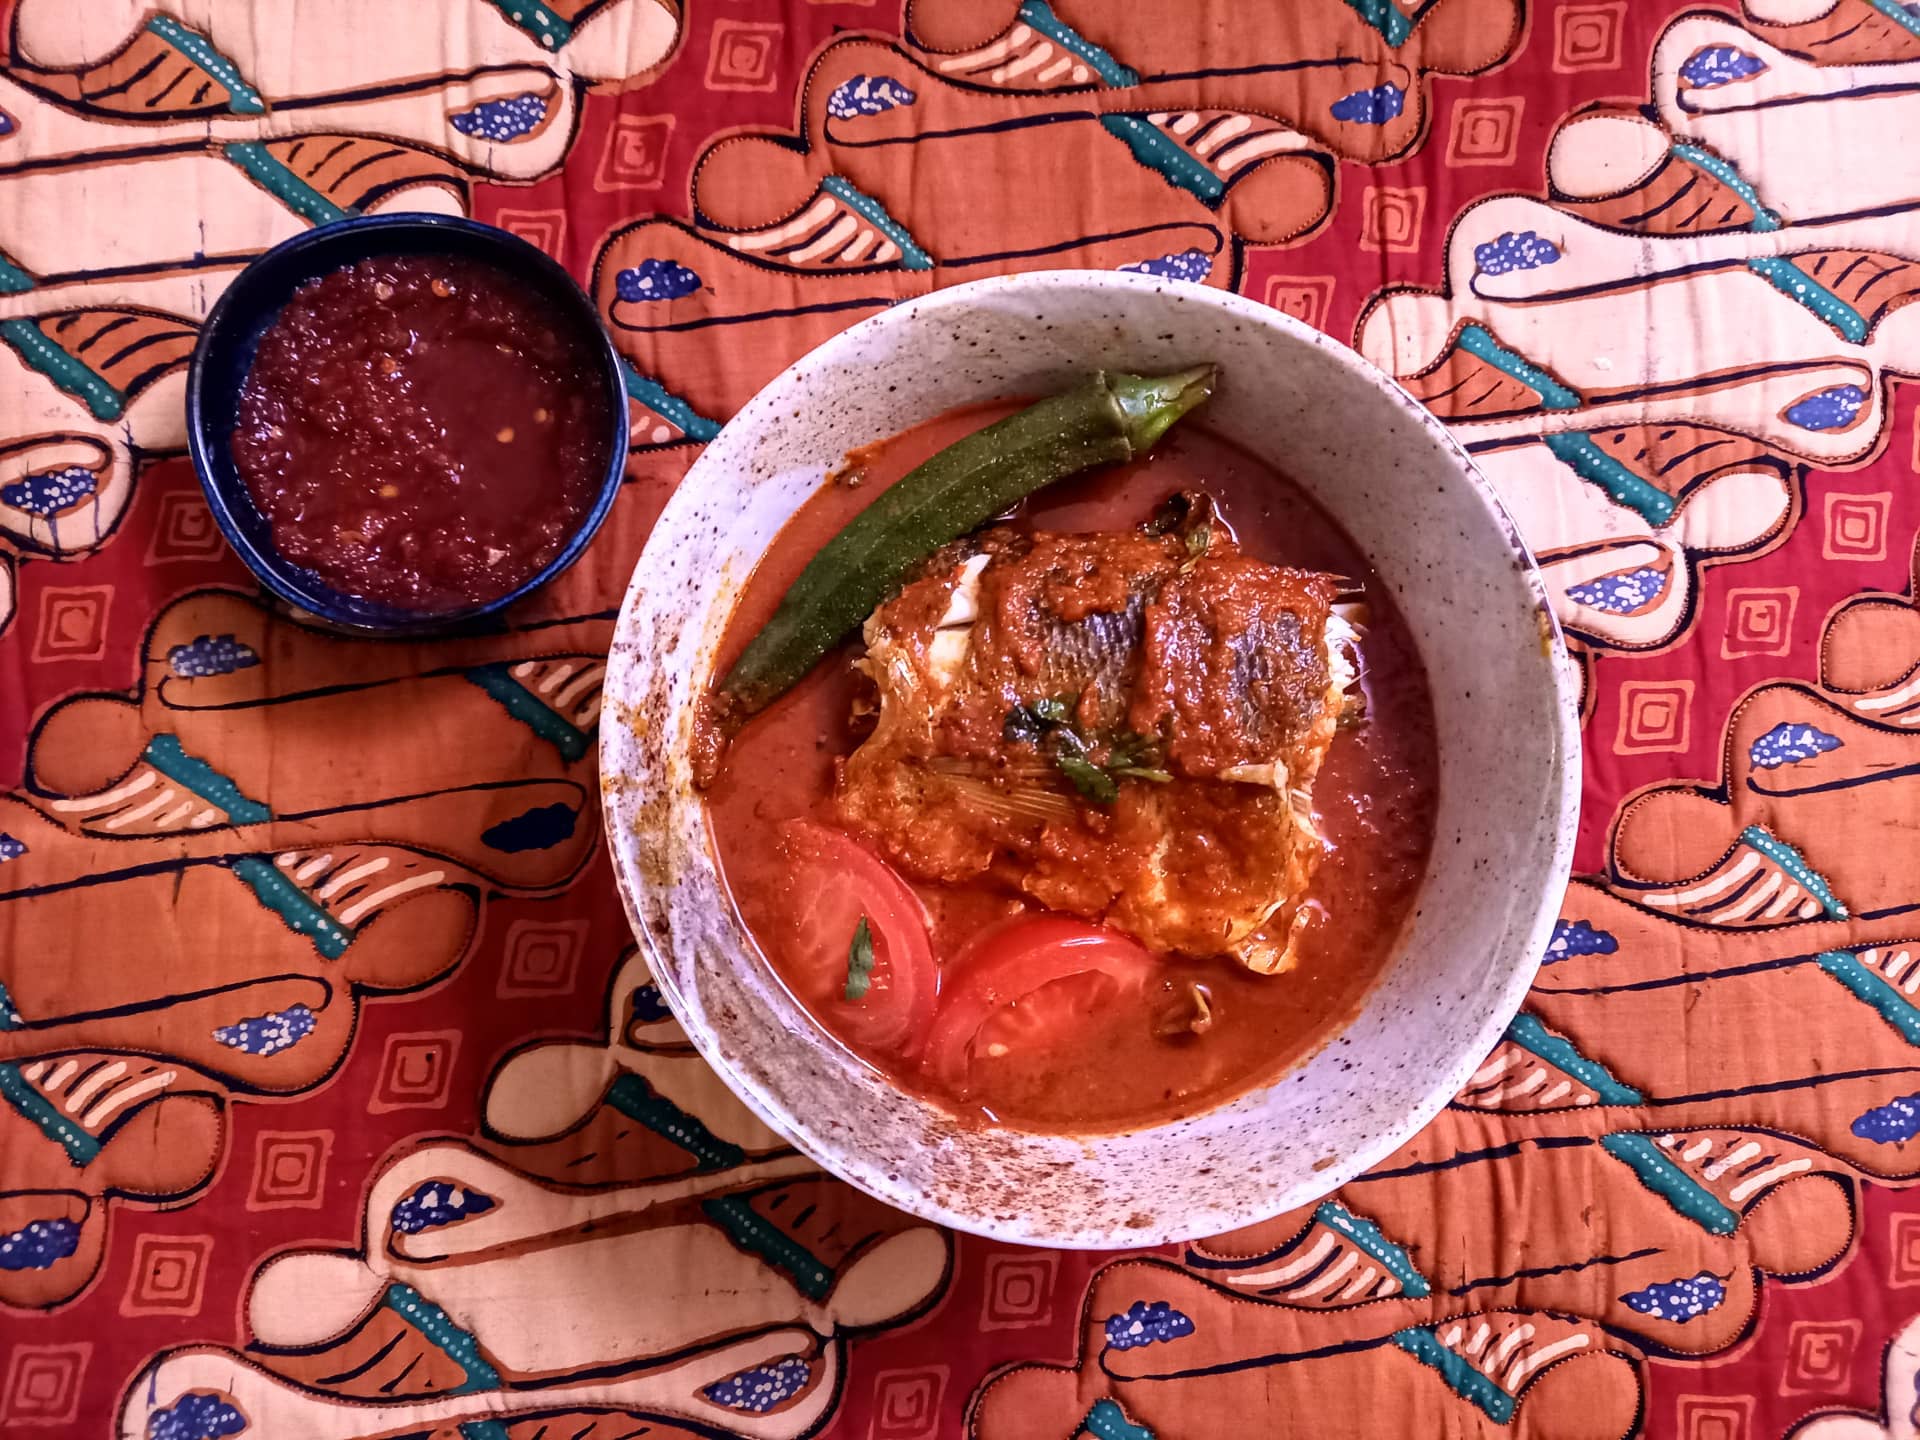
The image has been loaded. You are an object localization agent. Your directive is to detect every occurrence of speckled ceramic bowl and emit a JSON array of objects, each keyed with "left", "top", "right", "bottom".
[{"left": 601, "top": 270, "right": 1580, "bottom": 1249}]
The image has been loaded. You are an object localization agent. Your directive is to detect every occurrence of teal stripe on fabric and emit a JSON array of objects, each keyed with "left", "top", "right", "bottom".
[
  {"left": 1816, "top": 951, "right": 1920, "bottom": 1047},
  {"left": 622, "top": 361, "right": 723, "bottom": 443},
  {"left": 1099, "top": 116, "right": 1225, "bottom": 203},
  {"left": 1342, "top": 0, "right": 1414, "bottom": 45},
  {"left": 0, "top": 319, "right": 124, "bottom": 420},
  {"left": 1600, "top": 1133, "right": 1738, "bottom": 1234},
  {"left": 1542, "top": 432, "right": 1678, "bottom": 528},
  {"left": 1455, "top": 324, "right": 1582, "bottom": 410},
  {"left": 0, "top": 987, "right": 89, "bottom": 1165},
  {"left": 230, "top": 857, "right": 353, "bottom": 959},
  {"left": 1506, "top": 1012, "right": 1645, "bottom": 1105},
  {"left": 703, "top": 1194, "right": 835, "bottom": 1300},
  {"left": 144, "top": 735, "right": 271, "bottom": 824},
  {"left": 607, "top": 1072, "right": 747, "bottom": 1170},
  {"left": 479, "top": 0, "right": 574, "bottom": 49},
  {"left": 458, "top": 1423, "right": 511, "bottom": 1440},
  {"left": 821, "top": 176, "right": 934, "bottom": 270},
  {"left": 0, "top": 252, "right": 33, "bottom": 295},
  {"left": 1747, "top": 258, "right": 1868, "bottom": 343},
  {"left": 222, "top": 143, "right": 352, "bottom": 227},
  {"left": 1671, "top": 144, "right": 1781, "bottom": 232},
  {"left": 1867, "top": 0, "right": 1920, "bottom": 39},
  {"left": 384, "top": 1283, "right": 500, "bottom": 1392},
  {"left": 1315, "top": 1201, "right": 1431, "bottom": 1298},
  {"left": 1017, "top": 1, "right": 1141, "bottom": 85},
  {"left": 145, "top": 15, "right": 264, "bottom": 113},
  {"left": 1742, "top": 825, "right": 1846, "bottom": 918},
  {"left": 462, "top": 665, "right": 591, "bottom": 762},
  {"left": 0, "top": 1065, "right": 100, "bottom": 1166},
  {"left": 1081, "top": 1399, "right": 1156, "bottom": 1440},
  {"left": 1389, "top": 1327, "right": 1515, "bottom": 1423}
]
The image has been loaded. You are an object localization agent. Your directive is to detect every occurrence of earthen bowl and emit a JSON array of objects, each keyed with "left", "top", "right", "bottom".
[{"left": 601, "top": 270, "right": 1580, "bottom": 1248}]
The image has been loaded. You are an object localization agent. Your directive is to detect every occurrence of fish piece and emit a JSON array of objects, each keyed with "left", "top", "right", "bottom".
[{"left": 835, "top": 494, "right": 1358, "bottom": 972}]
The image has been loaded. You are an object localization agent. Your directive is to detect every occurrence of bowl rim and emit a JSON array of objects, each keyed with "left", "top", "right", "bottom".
[
  {"left": 185, "top": 212, "right": 631, "bottom": 634},
  {"left": 601, "top": 269, "right": 1582, "bottom": 1247}
]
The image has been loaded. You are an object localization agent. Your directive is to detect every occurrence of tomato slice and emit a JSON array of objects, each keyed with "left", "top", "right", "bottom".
[
  {"left": 761, "top": 821, "right": 938, "bottom": 1058},
  {"left": 923, "top": 914, "right": 1157, "bottom": 1090}
]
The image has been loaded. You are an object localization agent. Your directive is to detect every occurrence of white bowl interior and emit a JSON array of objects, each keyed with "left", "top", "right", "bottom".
[{"left": 601, "top": 272, "right": 1579, "bottom": 1248}]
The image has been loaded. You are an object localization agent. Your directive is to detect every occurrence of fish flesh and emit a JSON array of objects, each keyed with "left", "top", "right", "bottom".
[{"left": 835, "top": 493, "right": 1360, "bottom": 972}]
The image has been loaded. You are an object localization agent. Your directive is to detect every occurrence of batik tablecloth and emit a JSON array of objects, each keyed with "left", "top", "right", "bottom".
[{"left": 5, "top": 1, "right": 1920, "bottom": 1436}]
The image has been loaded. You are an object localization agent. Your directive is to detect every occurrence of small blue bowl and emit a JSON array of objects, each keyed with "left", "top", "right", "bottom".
[{"left": 187, "top": 213, "right": 630, "bottom": 633}]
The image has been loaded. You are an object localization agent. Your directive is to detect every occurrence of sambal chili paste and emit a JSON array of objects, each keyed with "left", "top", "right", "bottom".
[{"left": 232, "top": 253, "right": 612, "bottom": 612}]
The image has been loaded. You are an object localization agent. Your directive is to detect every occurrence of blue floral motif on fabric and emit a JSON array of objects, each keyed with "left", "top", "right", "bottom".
[
  {"left": 1853, "top": 1091, "right": 1920, "bottom": 1143},
  {"left": 1475, "top": 230, "right": 1561, "bottom": 276},
  {"left": 0, "top": 833, "right": 23, "bottom": 863},
  {"left": 1329, "top": 83, "right": 1405, "bottom": 125},
  {"left": 703, "top": 1355, "right": 812, "bottom": 1413},
  {"left": 449, "top": 93, "right": 548, "bottom": 141},
  {"left": 1118, "top": 250, "right": 1212, "bottom": 283},
  {"left": 0, "top": 1217, "right": 80, "bottom": 1271},
  {"left": 1784, "top": 384, "right": 1865, "bottom": 431},
  {"left": 390, "top": 1179, "right": 498, "bottom": 1234},
  {"left": 168, "top": 634, "right": 261, "bottom": 678},
  {"left": 630, "top": 982, "right": 672, "bottom": 1023},
  {"left": 1679, "top": 46, "right": 1767, "bottom": 88},
  {"left": 827, "top": 75, "right": 916, "bottom": 120},
  {"left": 1620, "top": 1272, "right": 1726, "bottom": 1322},
  {"left": 1104, "top": 1300, "right": 1195, "bottom": 1350},
  {"left": 616, "top": 258, "right": 702, "bottom": 303},
  {"left": 1544, "top": 919, "right": 1617, "bottom": 964},
  {"left": 149, "top": 1393, "right": 247, "bottom": 1440},
  {"left": 1565, "top": 566, "right": 1667, "bottom": 615},
  {"left": 1749, "top": 722, "right": 1842, "bottom": 770},
  {"left": 482, "top": 802, "right": 578, "bottom": 852},
  {"left": 212, "top": 1003, "right": 317, "bottom": 1056},
  {"left": 1, "top": 466, "right": 95, "bottom": 516}
]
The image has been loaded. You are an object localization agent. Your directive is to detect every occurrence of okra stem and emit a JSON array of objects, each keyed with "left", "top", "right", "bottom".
[{"left": 1112, "top": 365, "right": 1217, "bottom": 451}]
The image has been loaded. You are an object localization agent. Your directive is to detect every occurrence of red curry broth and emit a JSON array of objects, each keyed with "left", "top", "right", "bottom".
[{"left": 704, "top": 403, "right": 1438, "bottom": 1131}]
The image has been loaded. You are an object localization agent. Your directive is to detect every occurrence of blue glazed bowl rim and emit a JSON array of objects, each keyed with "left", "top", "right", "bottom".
[{"left": 186, "top": 212, "right": 630, "bottom": 634}]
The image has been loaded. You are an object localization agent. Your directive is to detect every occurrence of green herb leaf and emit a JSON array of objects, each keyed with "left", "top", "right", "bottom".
[
  {"left": 1044, "top": 727, "right": 1167, "bottom": 802},
  {"left": 1055, "top": 751, "right": 1120, "bottom": 805},
  {"left": 1143, "top": 492, "right": 1191, "bottom": 537},
  {"left": 1185, "top": 519, "right": 1212, "bottom": 558},
  {"left": 844, "top": 916, "right": 876, "bottom": 1001},
  {"left": 1106, "top": 732, "right": 1162, "bottom": 767},
  {"left": 1002, "top": 705, "right": 1046, "bottom": 745},
  {"left": 1033, "top": 696, "right": 1073, "bottom": 725},
  {"left": 1005, "top": 695, "right": 1079, "bottom": 745}
]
